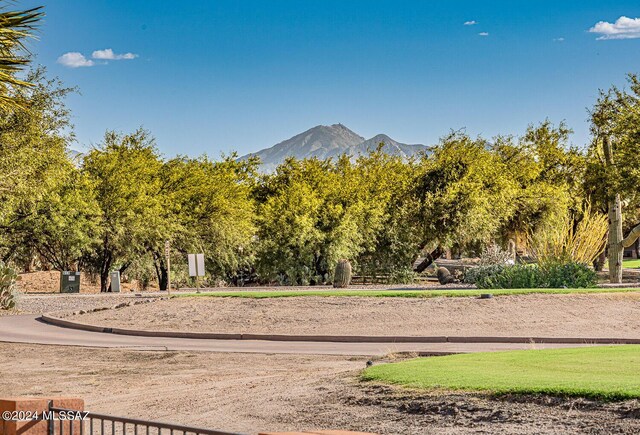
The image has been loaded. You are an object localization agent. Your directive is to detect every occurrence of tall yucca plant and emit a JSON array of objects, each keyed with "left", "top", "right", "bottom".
[
  {"left": 0, "top": 2, "right": 44, "bottom": 109},
  {"left": 528, "top": 206, "right": 608, "bottom": 267}
]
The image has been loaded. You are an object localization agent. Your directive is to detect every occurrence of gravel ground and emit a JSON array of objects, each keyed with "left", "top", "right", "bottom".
[
  {"left": 1, "top": 343, "right": 639, "bottom": 434},
  {"left": 72, "top": 292, "right": 640, "bottom": 338},
  {"left": 0, "top": 293, "right": 160, "bottom": 317}
]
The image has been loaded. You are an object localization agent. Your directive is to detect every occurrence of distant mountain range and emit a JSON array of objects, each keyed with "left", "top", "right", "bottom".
[{"left": 241, "top": 124, "right": 428, "bottom": 172}]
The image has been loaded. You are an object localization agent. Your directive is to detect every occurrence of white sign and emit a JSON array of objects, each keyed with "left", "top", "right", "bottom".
[
  {"left": 188, "top": 253, "right": 205, "bottom": 277},
  {"left": 196, "top": 253, "right": 205, "bottom": 277}
]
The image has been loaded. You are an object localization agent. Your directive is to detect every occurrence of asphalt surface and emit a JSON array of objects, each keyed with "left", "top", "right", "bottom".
[{"left": 0, "top": 315, "right": 600, "bottom": 356}]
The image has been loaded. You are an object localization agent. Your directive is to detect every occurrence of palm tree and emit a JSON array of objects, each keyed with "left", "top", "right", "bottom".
[{"left": 0, "top": 3, "right": 44, "bottom": 109}]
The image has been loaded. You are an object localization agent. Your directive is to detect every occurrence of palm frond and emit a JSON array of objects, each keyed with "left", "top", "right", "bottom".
[{"left": 0, "top": 5, "right": 44, "bottom": 108}]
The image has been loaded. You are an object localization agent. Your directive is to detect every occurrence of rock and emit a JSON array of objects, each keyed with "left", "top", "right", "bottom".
[{"left": 437, "top": 267, "right": 456, "bottom": 285}]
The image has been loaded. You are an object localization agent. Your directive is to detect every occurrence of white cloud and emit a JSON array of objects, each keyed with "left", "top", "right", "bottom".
[
  {"left": 478, "top": 32, "right": 489, "bottom": 36},
  {"left": 464, "top": 20, "right": 477, "bottom": 26},
  {"left": 92, "top": 48, "right": 138, "bottom": 60},
  {"left": 554, "top": 37, "right": 565, "bottom": 42},
  {"left": 589, "top": 16, "right": 640, "bottom": 40},
  {"left": 57, "top": 52, "right": 94, "bottom": 68}
]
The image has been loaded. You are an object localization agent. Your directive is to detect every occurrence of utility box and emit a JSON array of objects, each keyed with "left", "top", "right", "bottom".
[
  {"left": 60, "top": 271, "right": 81, "bottom": 293},
  {"left": 110, "top": 270, "right": 121, "bottom": 293}
]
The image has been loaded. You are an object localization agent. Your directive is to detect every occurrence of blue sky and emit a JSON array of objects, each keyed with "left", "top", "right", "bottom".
[{"left": 22, "top": 0, "right": 640, "bottom": 157}]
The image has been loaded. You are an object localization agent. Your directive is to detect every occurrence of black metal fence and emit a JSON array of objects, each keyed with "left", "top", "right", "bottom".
[{"left": 47, "top": 406, "right": 247, "bottom": 435}]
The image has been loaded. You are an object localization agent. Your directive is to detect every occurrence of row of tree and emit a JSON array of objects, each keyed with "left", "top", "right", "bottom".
[
  {"left": 2, "top": 67, "right": 639, "bottom": 289},
  {"left": 0, "top": 3, "right": 639, "bottom": 289}
]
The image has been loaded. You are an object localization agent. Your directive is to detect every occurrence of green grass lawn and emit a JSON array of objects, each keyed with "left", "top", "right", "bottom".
[
  {"left": 623, "top": 259, "right": 640, "bottom": 269},
  {"left": 362, "top": 346, "right": 640, "bottom": 400},
  {"left": 175, "top": 287, "right": 640, "bottom": 299}
]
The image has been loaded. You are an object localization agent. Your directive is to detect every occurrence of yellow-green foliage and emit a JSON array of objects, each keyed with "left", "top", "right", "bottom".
[{"left": 528, "top": 207, "right": 608, "bottom": 266}]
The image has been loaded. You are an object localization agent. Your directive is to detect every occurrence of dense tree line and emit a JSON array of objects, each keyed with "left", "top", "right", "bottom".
[
  {"left": 2, "top": 67, "right": 640, "bottom": 287},
  {"left": 0, "top": 2, "right": 639, "bottom": 287}
]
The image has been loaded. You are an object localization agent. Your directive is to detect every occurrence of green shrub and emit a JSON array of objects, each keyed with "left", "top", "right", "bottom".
[
  {"left": 388, "top": 267, "right": 417, "bottom": 284},
  {"left": 472, "top": 264, "right": 541, "bottom": 289},
  {"left": 542, "top": 262, "right": 597, "bottom": 288},
  {"left": 466, "top": 262, "right": 596, "bottom": 289},
  {"left": 0, "top": 262, "right": 18, "bottom": 310},
  {"left": 463, "top": 264, "right": 504, "bottom": 285}
]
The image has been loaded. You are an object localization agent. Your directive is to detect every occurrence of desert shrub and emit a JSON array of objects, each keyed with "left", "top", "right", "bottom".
[
  {"left": 388, "top": 267, "right": 417, "bottom": 284},
  {"left": 473, "top": 264, "right": 541, "bottom": 289},
  {"left": 542, "top": 262, "right": 597, "bottom": 288},
  {"left": 468, "top": 262, "right": 596, "bottom": 289},
  {"left": 479, "top": 244, "right": 514, "bottom": 266},
  {"left": 463, "top": 264, "right": 504, "bottom": 285},
  {"left": 529, "top": 208, "right": 607, "bottom": 267},
  {"left": 0, "top": 262, "right": 18, "bottom": 309}
]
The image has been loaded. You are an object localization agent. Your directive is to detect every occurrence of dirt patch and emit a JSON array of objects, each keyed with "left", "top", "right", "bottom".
[
  {"left": 73, "top": 292, "right": 640, "bottom": 338},
  {"left": 17, "top": 271, "right": 158, "bottom": 294},
  {"left": 2, "top": 293, "right": 159, "bottom": 316},
  {"left": 18, "top": 271, "right": 101, "bottom": 293},
  {"left": 1, "top": 343, "right": 638, "bottom": 434}
]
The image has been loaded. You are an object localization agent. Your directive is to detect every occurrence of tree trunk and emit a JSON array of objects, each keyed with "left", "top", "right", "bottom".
[
  {"left": 593, "top": 250, "right": 606, "bottom": 272},
  {"left": 153, "top": 252, "right": 168, "bottom": 291},
  {"left": 100, "top": 266, "right": 110, "bottom": 292},
  {"left": 608, "top": 194, "right": 623, "bottom": 283},
  {"left": 414, "top": 246, "right": 444, "bottom": 273}
]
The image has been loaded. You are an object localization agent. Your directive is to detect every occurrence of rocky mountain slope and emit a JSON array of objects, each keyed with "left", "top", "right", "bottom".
[{"left": 241, "top": 124, "right": 427, "bottom": 172}]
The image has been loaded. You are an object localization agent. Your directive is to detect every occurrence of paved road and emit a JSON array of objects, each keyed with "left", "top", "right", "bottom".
[{"left": 0, "top": 315, "right": 599, "bottom": 356}]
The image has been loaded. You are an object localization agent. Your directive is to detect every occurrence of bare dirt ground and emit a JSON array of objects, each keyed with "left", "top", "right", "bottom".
[
  {"left": 1, "top": 343, "right": 639, "bottom": 434},
  {"left": 72, "top": 292, "right": 640, "bottom": 338},
  {"left": 17, "top": 271, "right": 157, "bottom": 294},
  {"left": 0, "top": 293, "right": 159, "bottom": 317},
  {"left": 3, "top": 293, "right": 640, "bottom": 433}
]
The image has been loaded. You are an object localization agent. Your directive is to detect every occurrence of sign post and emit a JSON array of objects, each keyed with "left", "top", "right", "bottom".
[
  {"left": 165, "top": 240, "right": 171, "bottom": 295},
  {"left": 188, "top": 253, "right": 205, "bottom": 293}
]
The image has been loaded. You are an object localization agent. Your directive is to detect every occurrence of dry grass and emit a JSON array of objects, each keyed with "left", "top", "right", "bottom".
[{"left": 528, "top": 207, "right": 608, "bottom": 266}]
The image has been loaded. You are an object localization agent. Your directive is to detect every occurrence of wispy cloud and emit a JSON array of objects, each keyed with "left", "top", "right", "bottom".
[
  {"left": 589, "top": 16, "right": 640, "bottom": 40},
  {"left": 553, "top": 37, "right": 565, "bottom": 42},
  {"left": 478, "top": 32, "right": 489, "bottom": 37},
  {"left": 57, "top": 52, "right": 94, "bottom": 68},
  {"left": 92, "top": 48, "right": 138, "bottom": 60},
  {"left": 464, "top": 20, "right": 477, "bottom": 26}
]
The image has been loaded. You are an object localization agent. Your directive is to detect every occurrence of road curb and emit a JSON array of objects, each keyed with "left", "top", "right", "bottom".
[{"left": 40, "top": 313, "right": 640, "bottom": 345}]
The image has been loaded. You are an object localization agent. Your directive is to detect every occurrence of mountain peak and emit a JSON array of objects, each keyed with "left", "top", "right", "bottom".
[
  {"left": 240, "top": 124, "right": 427, "bottom": 172},
  {"left": 369, "top": 133, "right": 393, "bottom": 142}
]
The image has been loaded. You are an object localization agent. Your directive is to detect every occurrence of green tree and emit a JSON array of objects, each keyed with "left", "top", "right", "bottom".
[
  {"left": 254, "top": 154, "right": 396, "bottom": 284},
  {"left": 411, "top": 132, "right": 519, "bottom": 271},
  {"left": 83, "top": 129, "right": 165, "bottom": 291},
  {"left": 493, "top": 121, "right": 585, "bottom": 253},
  {"left": 25, "top": 168, "right": 99, "bottom": 271},
  {"left": 349, "top": 149, "right": 419, "bottom": 281},
  {"left": 588, "top": 74, "right": 640, "bottom": 283},
  {"left": 162, "top": 154, "right": 258, "bottom": 287},
  {"left": 0, "top": 67, "right": 76, "bottom": 266}
]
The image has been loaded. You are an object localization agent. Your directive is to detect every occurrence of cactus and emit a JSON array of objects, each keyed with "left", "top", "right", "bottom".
[
  {"left": 0, "top": 262, "right": 18, "bottom": 310},
  {"left": 333, "top": 259, "right": 352, "bottom": 288}
]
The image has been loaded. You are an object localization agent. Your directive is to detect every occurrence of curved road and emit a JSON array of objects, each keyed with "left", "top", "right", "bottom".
[{"left": 0, "top": 315, "right": 598, "bottom": 356}]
